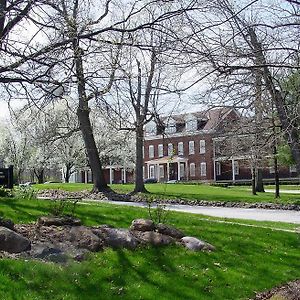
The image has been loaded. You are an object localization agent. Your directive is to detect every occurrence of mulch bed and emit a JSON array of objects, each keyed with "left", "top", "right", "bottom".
[{"left": 253, "top": 280, "right": 300, "bottom": 300}]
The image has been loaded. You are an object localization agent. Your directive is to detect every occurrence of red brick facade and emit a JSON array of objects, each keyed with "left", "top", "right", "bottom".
[
  {"left": 143, "top": 108, "right": 237, "bottom": 182},
  {"left": 144, "top": 134, "right": 215, "bottom": 181},
  {"left": 143, "top": 108, "right": 299, "bottom": 183}
]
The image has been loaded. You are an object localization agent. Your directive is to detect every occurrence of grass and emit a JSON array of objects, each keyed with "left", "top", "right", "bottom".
[
  {"left": 0, "top": 196, "right": 299, "bottom": 299},
  {"left": 35, "top": 182, "right": 300, "bottom": 205}
]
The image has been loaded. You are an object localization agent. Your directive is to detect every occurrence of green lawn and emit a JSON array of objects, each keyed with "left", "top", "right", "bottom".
[
  {"left": 35, "top": 182, "right": 300, "bottom": 205},
  {"left": 0, "top": 197, "right": 299, "bottom": 299}
]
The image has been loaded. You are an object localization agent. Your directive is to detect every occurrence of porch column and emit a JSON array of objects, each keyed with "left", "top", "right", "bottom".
[
  {"left": 123, "top": 166, "right": 126, "bottom": 184},
  {"left": 147, "top": 164, "right": 150, "bottom": 179},
  {"left": 84, "top": 170, "right": 88, "bottom": 184},
  {"left": 232, "top": 159, "right": 236, "bottom": 182},
  {"left": 167, "top": 162, "right": 170, "bottom": 181},
  {"left": 177, "top": 162, "right": 181, "bottom": 181},
  {"left": 157, "top": 164, "right": 160, "bottom": 182},
  {"left": 213, "top": 160, "right": 216, "bottom": 182},
  {"left": 185, "top": 161, "right": 189, "bottom": 181},
  {"left": 109, "top": 166, "right": 113, "bottom": 184}
]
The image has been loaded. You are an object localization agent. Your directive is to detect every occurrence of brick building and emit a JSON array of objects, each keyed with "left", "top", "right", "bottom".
[
  {"left": 143, "top": 108, "right": 239, "bottom": 182},
  {"left": 143, "top": 108, "right": 299, "bottom": 183}
]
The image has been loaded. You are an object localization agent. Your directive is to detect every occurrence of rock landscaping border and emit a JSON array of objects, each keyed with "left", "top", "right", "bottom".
[
  {"left": 37, "top": 190, "right": 300, "bottom": 211},
  {"left": 0, "top": 217, "right": 214, "bottom": 263}
]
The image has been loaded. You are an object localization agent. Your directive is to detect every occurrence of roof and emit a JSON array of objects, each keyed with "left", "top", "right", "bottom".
[
  {"left": 161, "top": 107, "right": 237, "bottom": 131},
  {"left": 145, "top": 156, "right": 189, "bottom": 164}
]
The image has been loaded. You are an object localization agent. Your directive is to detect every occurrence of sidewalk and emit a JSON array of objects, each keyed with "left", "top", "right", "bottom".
[{"left": 83, "top": 199, "right": 300, "bottom": 224}]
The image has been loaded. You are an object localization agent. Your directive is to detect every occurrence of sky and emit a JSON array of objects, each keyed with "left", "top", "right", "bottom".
[{"left": 0, "top": 102, "right": 10, "bottom": 121}]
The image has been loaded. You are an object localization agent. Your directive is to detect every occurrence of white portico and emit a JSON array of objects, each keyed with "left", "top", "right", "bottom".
[{"left": 145, "top": 155, "right": 189, "bottom": 182}]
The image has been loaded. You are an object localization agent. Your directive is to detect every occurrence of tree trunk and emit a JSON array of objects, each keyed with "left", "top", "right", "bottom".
[
  {"left": 273, "top": 145, "right": 280, "bottom": 198},
  {"left": 255, "top": 168, "right": 265, "bottom": 192},
  {"left": 77, "top": 108, "right": 108, "bottom": 192},
  {"left": 251, "top": 167, "right": 257, "bottom": 195},
  {"left": 35, "top": 169, "right": 44, "bottom": 184},
  {"left": 72, "top": 38, "right": 108, "bottom": 192},
  {"left": 64, "top": 163, "right": 71, "bottom": 183},
  {"left": 134, "top": 125, "right": 148, "bottom": 193}
]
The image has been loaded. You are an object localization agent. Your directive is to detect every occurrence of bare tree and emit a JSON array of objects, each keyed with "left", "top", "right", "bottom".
[{"left": 185, "top": 0, "right": 300, "bottom": 176}]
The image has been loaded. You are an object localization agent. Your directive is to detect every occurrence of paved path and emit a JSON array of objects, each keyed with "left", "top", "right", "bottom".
[
  {"left": 264, "top": 189, "right": 300, "bottom": 194},
  {"left": 83, "top": 199, "right": 300, "bottom": 224}
]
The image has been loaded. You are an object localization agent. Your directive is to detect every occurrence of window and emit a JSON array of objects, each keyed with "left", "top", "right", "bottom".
[
  {"left": 186, "top": 119, "right": 197, "bottom": 131},
  {"left": 233, "top": 161, "right": 239, "bottom": 175},
  {"left": 290, "top": 165, "right": 297, "bottom": 173},
  {"left": 200, "top": 162, "right": 207, "bottom": 176},
  {"left": 168, "top": 143, "right": 173, "bottom": 157},
  {"left": 269, "top": 166, "right": 275, "bottom": 174},
  {"left": 190, "top": 163, "right": 196, "bottom": 177},
  {"left": 165, "top": 119, "right": 176, "bottom": 134},
  {"left": 216, "top": 162, "right": 221, "bottom": 176},
  {"left": 200, "top": 140, "right": 206, "bottom": 154},
  {"left": 149, "top": 145, "right": 154, "bottom": 158},
  {"left": 159, "top": 165, "right": 164, "bottom": 178},
  {"left": 149, "top": 165, "right": 155, "bottom": 178},
  {"left": 214, "top": 143, "right": 221, "bottom": 155},
  {"left": 188, "top": 141, "right": 195, "bottom": 155},
  {"left": 158, "top": 144, "right": 164, "bottom": 157},
  {"left": 145, "top": 121, "right": 156, "bottom": 136},
  {"left": 180, "top": 163, "right": 185, "bottom": 178},
  {"left": 178, "top": 142, "right": 184, "bottom": 156},
  {"left": 165, "top": 125, "right": 176, "bottom": 134}
]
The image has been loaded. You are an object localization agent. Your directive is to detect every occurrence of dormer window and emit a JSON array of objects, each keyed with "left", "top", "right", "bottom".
[
  {"left": 185, "top": 114, "right": 197, "bottom": 132},
  {"left": 145, "top": 120, "right": 157, "bottom": 136},
  {"left": 165, "top": 118, "right": 176, "bottom": 134}
]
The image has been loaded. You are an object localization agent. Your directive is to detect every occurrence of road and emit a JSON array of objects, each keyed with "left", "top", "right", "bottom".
[{"left": 83, "top": 199, "right": 300, "bottom": 224}]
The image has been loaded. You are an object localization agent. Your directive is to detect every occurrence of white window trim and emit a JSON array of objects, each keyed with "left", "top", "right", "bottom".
[
  {"left": 200, "top": 162, "right": 207, "bottom": 177},
  {"left": 168, "top": 143, "right": 174, "bottom": 157},
  {"left": 189, "top": 141, "right": 195, "bottom": 155},
  {"left": 190, "top": 163, "right": 196, "bottom": 177},
  {"left": 216, "top": 162, "right": 221, "bottom": 176},
  {"left": 159, "top": 165, "right": 164, "bottom": 178},
  {"left": 149, "top": 165, "right": 155, "bottom": 178},
  {"left": 234, "top": 161, "right": 239, "bottom": 176},
  {"left": 178, "top": 142, "right": 184, "bottom": 156},
  {"left": 186, "top": 119, "right": 197, "bottom": 132},
  {"left": 149, "top": 145, "right": 154, "bottom": 159},
  {"left": 158, "top": 144, "right": 163, "bottom": 157},
  {"left": 200, "top": 140, "right": 206, "bottom": 154},
  {"left": 180, "top": 163, "right": 185, "bottom": 177}
]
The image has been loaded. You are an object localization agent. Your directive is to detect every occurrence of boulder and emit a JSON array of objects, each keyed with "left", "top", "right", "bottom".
[
  {"left": 93, "top": 227, "right": 139, "bottom": 249},
  {"left": 0, "top": 226, "right": 31, "bottom": 253},
  {"left": 69, "top": 226, "right": 102, "bottom": 252},
  {"left": 156, "top": 223, "right": 184, "bottom": 239},
  {"left": 132, "top": 231, "right": 174, "bottom": 246},
  {"left": 130, "top": 219, "right": 155, "bottom": 232},
  {"left": 31, "top": 243, "right": 68, "bottom": 263},
  {"left": 37, "top": 216, "right": 81, "bottom": 227},
  {"left": 0, "top": 218, "right": 14, "bottom": 230},
  {"left": 181, "top": 236, "right": 215, "bottom": 251}
]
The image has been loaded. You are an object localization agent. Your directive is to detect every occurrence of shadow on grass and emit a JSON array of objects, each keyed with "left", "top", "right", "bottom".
[{"left": 0, "top": 198, "right": 52, "bottom": 223}]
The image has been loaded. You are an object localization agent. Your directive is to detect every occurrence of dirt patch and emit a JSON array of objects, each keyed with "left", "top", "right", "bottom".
[{"left": 253, "top": 280, "right": 300, "bottom": 300}]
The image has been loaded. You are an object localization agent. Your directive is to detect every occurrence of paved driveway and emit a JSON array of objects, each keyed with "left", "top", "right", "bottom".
[{"left": 85, "top": 199, "right": 300, "bottom": 224}]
